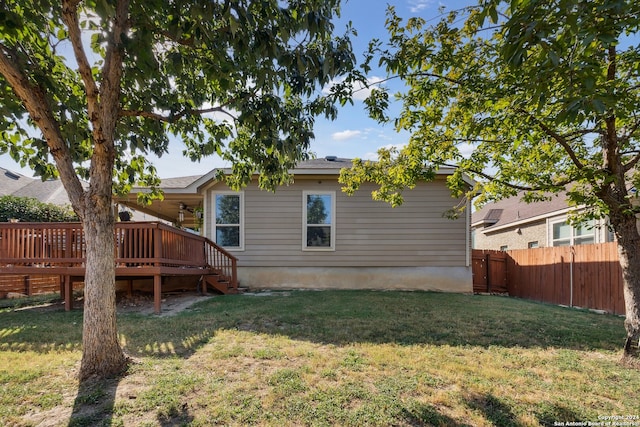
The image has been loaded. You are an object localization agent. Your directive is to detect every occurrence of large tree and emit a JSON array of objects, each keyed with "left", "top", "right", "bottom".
[
  {"left": 341, "top": 0, "right": 640, "bottom": 358},
  {"left": 0, "top": 0, "right": 357, "bottom": 380}
]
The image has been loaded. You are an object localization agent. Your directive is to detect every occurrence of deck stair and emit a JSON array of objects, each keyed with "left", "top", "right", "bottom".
[{"left": 201, "top": 273, "right": 238, "bottom": 294}]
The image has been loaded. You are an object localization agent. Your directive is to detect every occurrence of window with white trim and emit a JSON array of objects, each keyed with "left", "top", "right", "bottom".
[
  {"left": 212, "top": 192, "right": 243, "bottom": 250},
  {"left": 303, "top": 191, "right": 335, "bottom": 250},
  {"left": 550, "top": 218, "right": 595, "bottom": 247}
]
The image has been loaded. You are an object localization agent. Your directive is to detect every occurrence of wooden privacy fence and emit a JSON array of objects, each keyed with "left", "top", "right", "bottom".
[{"left": 472, "top": 243, "right": 625, "bottom": 315}]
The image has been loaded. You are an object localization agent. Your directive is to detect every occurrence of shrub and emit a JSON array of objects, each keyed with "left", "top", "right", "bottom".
[{"left": 0, "top": 195, "right": 78, "bottom": 222}]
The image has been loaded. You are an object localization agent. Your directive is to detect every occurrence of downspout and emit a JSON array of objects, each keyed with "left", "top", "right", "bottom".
[{"left": 466, "top": 196, "right": 471, "bottom": 267}]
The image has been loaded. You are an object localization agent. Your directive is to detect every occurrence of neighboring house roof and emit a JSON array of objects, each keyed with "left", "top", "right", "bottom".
[
  {"left": 14, "top": 178, "right": 71, "bottom": 205},
  {"left": 0, "top": 166, "right": 71, "bottom": 205},
  {"left": 472, "top": 192, "right": 574, "bottom": 232},
  {"left": 0, "top": 168, "right": 33, "bottom": 196}
]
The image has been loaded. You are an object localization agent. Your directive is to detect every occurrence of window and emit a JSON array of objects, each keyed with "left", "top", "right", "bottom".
[
  {"left": 303, "top": 191, "right": 335, "bottom": 250},
  {"left": 528, "top": 241, "right": 539, "bottom": 249},
  {"left": 550, "top": 219, "right": 595, "bottom": 247},
  {"left": 212, "top": 192, "right": 243, "bottom": 250},
  {"left": 500, "top": 245, "right": 508, "bottom": 251}
]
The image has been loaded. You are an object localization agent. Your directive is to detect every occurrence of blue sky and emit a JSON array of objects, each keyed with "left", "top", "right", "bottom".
[{"left": 0, "top": 0, "right": 468, "bottom": 179}]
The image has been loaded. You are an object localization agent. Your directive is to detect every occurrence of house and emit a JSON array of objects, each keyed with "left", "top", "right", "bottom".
[
  {"left": 472, "top": 192, "right": 613, "bottom": 250},
  {"left": 0, "top": 167, "right": 70, "bottom": 205},
  {"left": 0, "top": 166, "right": 152, "bottom": 221},
  {"left": 119, "top": 157, "right": 473, "bottom": 293}
]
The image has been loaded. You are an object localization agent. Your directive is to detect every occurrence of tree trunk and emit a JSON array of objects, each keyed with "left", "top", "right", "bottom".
[
  {"left": 612, "top": 214, "right": 640, "bottom": 359},
  {"left": 78, "top": 208, "right": 127, "bottom": 380}
]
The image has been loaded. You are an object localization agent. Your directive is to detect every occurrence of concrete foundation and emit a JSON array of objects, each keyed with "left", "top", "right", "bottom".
[{"left": 238, "top": 266, "right": 472, "bottom": 293}]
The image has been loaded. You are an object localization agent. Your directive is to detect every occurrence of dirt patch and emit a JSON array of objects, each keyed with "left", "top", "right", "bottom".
[
  {"left": 116, "top": 291, "right": 214, "bottom": 317},
  {"left": 9, "top": 291, "right": 214, "bottom": 317}
]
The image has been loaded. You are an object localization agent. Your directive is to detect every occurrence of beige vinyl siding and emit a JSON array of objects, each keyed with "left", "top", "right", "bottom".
[{"left": 206, "top": 176, "right": 467, "bottom": 267}]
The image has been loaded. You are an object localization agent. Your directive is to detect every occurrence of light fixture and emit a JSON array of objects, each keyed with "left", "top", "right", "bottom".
[{"left": 178, "top": 202, "right": 185, "bottom": 223}]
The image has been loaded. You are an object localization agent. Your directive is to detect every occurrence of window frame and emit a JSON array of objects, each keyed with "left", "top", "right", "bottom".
[
  {"left": 211, "top": 191, "right": 244, "bottom": 251},
  {"left": 302, "top": 190, "right": 336, "bottom": 251},
  {"left": 548, "top": 216, "right": 596, "bottom": 247}
]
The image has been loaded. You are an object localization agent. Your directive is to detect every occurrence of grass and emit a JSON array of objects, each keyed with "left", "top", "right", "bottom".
[{"left": 1, "top": 290, "right": 639, "bottom": 426}]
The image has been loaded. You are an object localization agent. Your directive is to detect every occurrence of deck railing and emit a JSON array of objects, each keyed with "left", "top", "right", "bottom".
[{"left": 0, "top": 222, "right": 237, "bottom": 287}]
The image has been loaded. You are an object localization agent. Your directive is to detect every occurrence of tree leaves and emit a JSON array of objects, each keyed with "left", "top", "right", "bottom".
[
  {"left": 0, "top": 0, "right": 359, "bottom": 195},
  {"left": 343, "top": 0, "right": 640, "bottom": 218}
]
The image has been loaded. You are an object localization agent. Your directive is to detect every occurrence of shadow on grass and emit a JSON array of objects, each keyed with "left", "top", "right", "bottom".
[
  {"left": 67, "top": 367, "right": 195, "bottom": 426},
  {"left": 0, "top": 291, "right": 627, "bottom": 425},
  {"left": 465, "top": 393, "right": 518, "bottom": 427},
  {"left": 402, "top": 405, "right": 471, "bottom": 427},
  {"left": 69, "top": 377, "right": 119, "bottom": 427},
  {"left": 0, "top": 291, "right": 626, "bottom": 361}
]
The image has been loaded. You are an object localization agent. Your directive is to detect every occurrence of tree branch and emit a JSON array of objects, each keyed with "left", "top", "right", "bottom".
[
  {"left": 623, "top": 119, "right": 640, "bottom": 172},
  {"left": 517, "top": 108, "right": 585, "bottom": 169},
  {"left": 61, "top": 0, "right": 99, "bottom": 123},
  {"left": 563, "top": 127, "right": 605, "bottom": 141},
  {"left": 119, "top": 106, "right": 237, "bottom": 122},
  {"left": 603, "top": 44, "right": 619, "bottom": 176},
  {"left": 352, "top": 71, "right": 462, "bottom": 96},
  {"left": 440, "top": 162, "right": 574, "bottom": 192},
  {"left": 623, "top": 151, "right": 640, "bottom": 172},
  {"left": 0, "top": 42, "right": 85, "bottom": 212}
]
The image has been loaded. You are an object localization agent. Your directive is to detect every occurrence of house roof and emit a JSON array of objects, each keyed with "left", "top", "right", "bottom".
[
  {"left": 0, "top": 167, "right": 33, "bottom": 196},
  {"left": 472, "top": 191, "right": 573, "bottom": 231},
  {"left": 155, "top": 175, "right": 203, "bottom": 189},
  {"left": 0, "top": 167, "right": 72, "bottom": 205},
  {"left": 120, "top": 156, "right": 473, "bottom": 228},
  {"left": 149, "top": 157, "right": 467, "bottom": 192}
]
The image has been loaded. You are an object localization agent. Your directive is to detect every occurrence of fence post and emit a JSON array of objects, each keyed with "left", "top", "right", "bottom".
[{"left": 485, "top": 253, "right": 491, "bottom": 293}]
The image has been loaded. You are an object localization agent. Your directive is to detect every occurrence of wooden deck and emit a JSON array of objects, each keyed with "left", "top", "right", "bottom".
[{"left": 0, "top": 222, "right": 238, "bottom": 313}]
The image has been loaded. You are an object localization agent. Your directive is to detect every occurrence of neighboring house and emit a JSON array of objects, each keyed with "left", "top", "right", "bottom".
[
  {"left": 119, "top": 157, "right": 474, "bottom": 293},
  {"left": 472, "top": 192, "right": 612, "bottom": 250},
  {"left": 0, "top": 167, "right": 70, "bottom": 205},
  {"left": 0, "top": 166, "right": 152, "bottom": 221}
]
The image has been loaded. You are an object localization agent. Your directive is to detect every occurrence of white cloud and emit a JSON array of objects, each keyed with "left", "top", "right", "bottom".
[
  {"left": 323, "top": 76, "right": 385, "bottom": 101},
  {"left": 458, "top": 142, "right": 475, "bottom": 159},
  {"left": 363, "top": 143, "right": 407, "bottom": 160},
  {"left": 408, "top": 0, "right": 434, "bottom": 13},
  {"left": 332, "top": 129, "right": 362, "bottom": 141}
]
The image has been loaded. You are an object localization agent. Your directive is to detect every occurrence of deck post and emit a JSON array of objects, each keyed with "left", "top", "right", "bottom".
[
  {"left": 24, "top": 275, "right": 31, "bottom": 296},
  {"left": 154, "top": 274, "right": 161, "bottom": 314},
  {"left": 64, "top": 275, "right": 73, "bottom": 311},
  {"left": 59, "top": 275, "right": 66, "bottom": 300}
]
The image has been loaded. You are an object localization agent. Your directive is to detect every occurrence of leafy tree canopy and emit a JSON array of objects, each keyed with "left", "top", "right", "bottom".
[
  {"left": 341, "top": 0, "right": 640, "bottom": 218},
  {"left": 340, "top": 0, "right": 640, "bottom": 358},
  {"left": 0, "top": 0, "right": 359, "bottom": 202}
]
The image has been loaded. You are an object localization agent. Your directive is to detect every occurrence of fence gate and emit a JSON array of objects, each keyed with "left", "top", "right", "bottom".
[{"left": 472, "top": 250, "right": 508, "bottom": 294}]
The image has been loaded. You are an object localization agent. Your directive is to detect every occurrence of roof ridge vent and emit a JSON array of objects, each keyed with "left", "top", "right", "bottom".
[{"left": 324, "top": 155, "right": 337, "bottom": 161}]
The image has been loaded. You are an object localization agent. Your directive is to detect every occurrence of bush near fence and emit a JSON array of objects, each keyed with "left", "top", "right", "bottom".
[{"left": 472, "top": 242, "right": 625, "bottom": 315}]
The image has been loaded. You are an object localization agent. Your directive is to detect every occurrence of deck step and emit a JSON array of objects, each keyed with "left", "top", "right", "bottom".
[{"left": 202, "top": 274, "right": 238, "bottom": 295}]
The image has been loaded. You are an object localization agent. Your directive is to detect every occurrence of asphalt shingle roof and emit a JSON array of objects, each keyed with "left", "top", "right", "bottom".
[
  {"left": 0, "top": 166, "right": 76, "bottom": 206},
  {"left": 472, "top": 192, "right": 570, "bottom": 229}
]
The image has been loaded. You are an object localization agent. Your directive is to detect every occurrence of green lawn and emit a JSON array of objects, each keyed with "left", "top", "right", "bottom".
[{"left": 1, "top": 290, "right": 638, "bottom": 426}]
